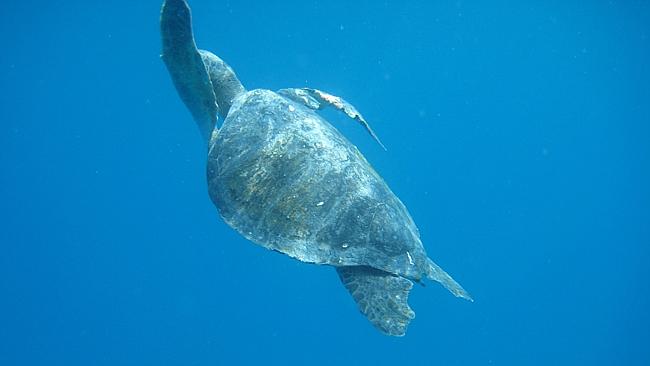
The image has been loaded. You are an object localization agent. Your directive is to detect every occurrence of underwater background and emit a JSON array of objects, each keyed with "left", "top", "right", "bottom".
[{"left": 1, "top": 0, "right": 649, "bottom": 365}]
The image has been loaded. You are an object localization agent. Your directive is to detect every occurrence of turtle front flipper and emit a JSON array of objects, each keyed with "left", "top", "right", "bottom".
[
  {"left": 278, "top": 88, "right": 387, "bottom": 150},
  {"left": 337, "top": 266, "right": 415, "bottom": 336},
  {"left": 161, "top": 0, "right": 218, "bottom": 141}
]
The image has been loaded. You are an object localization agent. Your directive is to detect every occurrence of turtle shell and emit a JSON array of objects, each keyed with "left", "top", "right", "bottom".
[{"left": 207, "top": 89, "right": 430, "bottom": 280}]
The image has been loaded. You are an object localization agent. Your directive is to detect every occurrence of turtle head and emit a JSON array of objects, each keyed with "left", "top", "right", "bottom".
[{"left": 199, "top": 50, "right": 246, "bottom": 120}]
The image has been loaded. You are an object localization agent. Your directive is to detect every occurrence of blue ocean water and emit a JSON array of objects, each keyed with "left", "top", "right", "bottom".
[{"left": 1, "top": 0, "right": 649, "bottom": 364}]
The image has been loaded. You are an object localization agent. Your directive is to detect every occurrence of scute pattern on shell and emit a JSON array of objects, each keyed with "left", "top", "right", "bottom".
[{"left": 207, "top": 89, "right": 430, "bottom": 280}]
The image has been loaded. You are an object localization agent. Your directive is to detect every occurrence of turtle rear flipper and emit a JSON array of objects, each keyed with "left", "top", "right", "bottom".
[
  {"left": 161, "top": 0, "right": 218, "bottom": 141},
  {"left": 427, "top": 258, "right": 473, "bottom": 301},
  {"left": 337, "top": 266, "right": 415, "bottom": 336}
]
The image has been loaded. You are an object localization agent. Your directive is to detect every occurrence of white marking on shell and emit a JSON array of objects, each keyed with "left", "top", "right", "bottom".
[
  {"left": 406, "top": 251, "right": 414, "bottom": 265},
  {"left": 288, "top": 105, "right": 296, "bottom": 112},
  {"left": 316, "top": 201, "right": 324, "bottom": 206}
]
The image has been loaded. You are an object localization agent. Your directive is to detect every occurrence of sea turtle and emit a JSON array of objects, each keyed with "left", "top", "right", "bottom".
[{"left": 160, "top": 0, "right": 471, "bottom": 336}]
